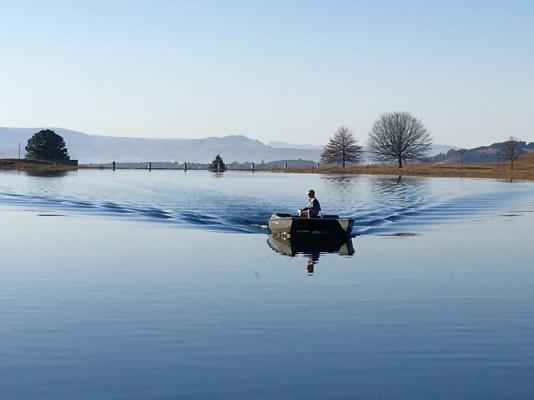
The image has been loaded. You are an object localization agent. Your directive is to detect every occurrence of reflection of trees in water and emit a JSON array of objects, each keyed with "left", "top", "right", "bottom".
[
  {"left": 369, "top": 176, "right": 428, "bottom": 210},
  {"left": 24, "top": 171, "right": 71, "bottom": 178},
  {"left": 321, "top": 174, "right": 428, "bottom": 216},
  {"left": 322, "top": 175, "right": 360, "bottom": 198}
]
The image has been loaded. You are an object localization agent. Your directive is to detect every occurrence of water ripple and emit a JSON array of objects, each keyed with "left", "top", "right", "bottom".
[{"left": 0, "top": 172, "right": 532, "bottom": 236}]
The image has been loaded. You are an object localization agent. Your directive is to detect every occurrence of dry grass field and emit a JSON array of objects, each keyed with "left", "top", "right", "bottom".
[
  {"left": 0, "top": 159, "right": 78, "bottom": 171},
  {"left": 279, "top": 153, "right": 534, "bottom": 181}
]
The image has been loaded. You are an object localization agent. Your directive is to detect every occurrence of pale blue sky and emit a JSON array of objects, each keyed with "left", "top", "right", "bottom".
[{"left": 1, "top": 0, "right": 533, "bottom": 147}]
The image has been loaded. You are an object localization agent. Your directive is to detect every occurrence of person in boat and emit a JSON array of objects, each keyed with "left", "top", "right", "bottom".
[{"left": 299, "top": 189, "right": 321, "bottom": 218}]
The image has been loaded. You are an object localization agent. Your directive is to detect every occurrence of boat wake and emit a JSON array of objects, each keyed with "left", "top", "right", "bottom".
[
  {"left": 0, "top": 173, "right": 532, "bottom": 236},
  {"left": 352, "top": 190, "right": 526, "bottom": 235},
  {"left": 0, "top": 190, "right": 269, "bottom": 233}
]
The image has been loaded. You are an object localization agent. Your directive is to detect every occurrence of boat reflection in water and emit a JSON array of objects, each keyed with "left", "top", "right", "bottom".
[{"left": 267, "top": 234, "right": 355, "bottom": 274}]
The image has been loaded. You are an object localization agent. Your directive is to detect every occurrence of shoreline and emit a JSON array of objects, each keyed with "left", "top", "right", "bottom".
[
  {"left": 268, "top": 161, "right": 534, "bottom": 181},
  {"left": 76, "top": 164, "right": 534, "bottom": 182},
  {"left": 0, "top": 159, "right": 78, "bottom": 172},
  {"left": 8, "top": 155, "right": 532, "bottom": 182},
  {"left": 265, "top": 154, "right": 534, "bottom": 181}
]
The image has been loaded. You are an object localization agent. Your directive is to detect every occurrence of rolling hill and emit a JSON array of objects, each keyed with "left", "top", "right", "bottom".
[
  {"left": 0, "top": 127, "right": 458, "bottom": 164},
  {"left": 0, "top": 128, "right": 322, "bottom": 164}
]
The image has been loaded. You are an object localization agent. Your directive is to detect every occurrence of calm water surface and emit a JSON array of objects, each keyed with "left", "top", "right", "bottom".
[
  {"left": 0, "top": 169, "right": 532, "bottom": 235},
  {"left": 0, "top": 170, "right": 533, "bottom": 399}
]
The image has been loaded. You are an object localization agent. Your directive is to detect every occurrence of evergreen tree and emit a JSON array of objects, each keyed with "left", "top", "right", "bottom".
[
  {"left": 25, "top": 129, "right": 70, "bottom": 160},
  {"left": 209, "top": 154, "right": 226, "bottom": 172}
]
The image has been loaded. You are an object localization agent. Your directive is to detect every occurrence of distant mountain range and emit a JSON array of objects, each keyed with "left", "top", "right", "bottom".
[
  {"left": 428, "top": 141, "right": 534, "bottom": 164},
  {"left": 0, "top": 128, "right": 322, "bottom": 163},
  {"left": 0, "top": 127, "right": 457, "bottom": 164},
  {"left": 268, "top": 140, "right": 324, "bottom": 150}
]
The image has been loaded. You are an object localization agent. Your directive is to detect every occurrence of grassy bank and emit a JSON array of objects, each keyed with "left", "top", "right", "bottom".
[
  {"left": 274, "top": 154, "right": 534, "bottom": 181},
  {"left": 0, "top": 159, "right": 78, "bottom": 171}
]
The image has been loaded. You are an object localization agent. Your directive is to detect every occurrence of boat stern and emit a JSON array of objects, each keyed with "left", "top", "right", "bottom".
[
  {"left": 337, "top": 218, "right": 354, "bottom": 235},
  {"left": 268, "top": 214, "right": 294, "bottom": 235}
]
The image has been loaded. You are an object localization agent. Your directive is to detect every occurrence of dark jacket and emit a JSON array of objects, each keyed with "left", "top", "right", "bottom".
[{"left": 304, "top": 198, "right": 321, "bottom": 216}]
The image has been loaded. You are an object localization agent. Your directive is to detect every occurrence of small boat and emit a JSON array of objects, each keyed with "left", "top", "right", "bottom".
[{"left": 268, "top": 213, "right": 354, "bottom": 238}]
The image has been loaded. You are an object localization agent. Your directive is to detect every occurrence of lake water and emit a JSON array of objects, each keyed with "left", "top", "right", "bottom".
[{"left": 1, "top": 170, "right": 533, "bottom": 399}]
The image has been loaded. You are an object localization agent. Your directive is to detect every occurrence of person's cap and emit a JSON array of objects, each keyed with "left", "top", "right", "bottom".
[{"left": 307, "top": 189, "right": 315, "bottom": 196}]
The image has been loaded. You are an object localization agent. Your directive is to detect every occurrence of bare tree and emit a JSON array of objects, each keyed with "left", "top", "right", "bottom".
[
  {"left": 457, "top": 149, "right": 467, "bottom": 165},
  {"left": 368, "top": 112, "right": 432, "bottom": 168},
  {"left": 497, "top": 137, "right": 525, "bottom": 170},
  {"left": 457, "top": 148, "right": 467, "bottom": 177},
  {"left": 321, "top": 126, "right": 362, "bottom": 168}
]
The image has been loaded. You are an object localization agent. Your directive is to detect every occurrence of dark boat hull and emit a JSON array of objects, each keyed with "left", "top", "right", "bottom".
[{"left": 268, "top": 213, "right": 354, "bottom": 238}]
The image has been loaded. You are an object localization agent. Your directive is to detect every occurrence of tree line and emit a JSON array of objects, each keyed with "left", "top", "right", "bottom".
[
  {"left": 23, "top": 122, "right": 527, "bottom": 170},
  {"left": 321, "top": 111, "right": 526, "bottom": 169}
]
